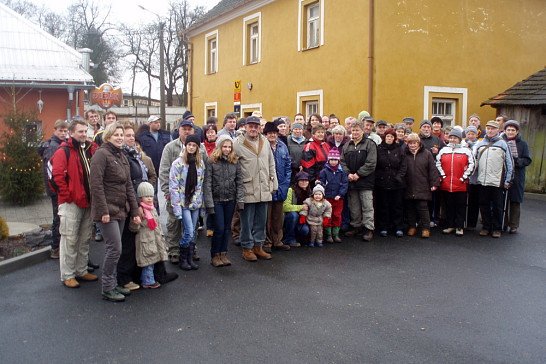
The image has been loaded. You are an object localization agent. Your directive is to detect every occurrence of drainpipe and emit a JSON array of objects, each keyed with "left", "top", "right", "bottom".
[
  {"left": 183, "top": 32, "right": 194, "bottom": 112},
  {"left": 67, "top": 86, "right": 75, "bottom": 120},
  {"left": 368, "top": 0, "right": 374, "bottom": 115}
]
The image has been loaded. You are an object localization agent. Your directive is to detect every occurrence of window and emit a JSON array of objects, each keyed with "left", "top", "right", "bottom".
[
  {"left": 204, "top": 102, "right": 217, "bottom": 120},
  {"left": 423, "top": 86, "right": 468, "bottom": 127},
  {"left": 298, "top": 0, "right": 324, "bottom": 51},
  {"left": 297, "top": 89, "right": 323, "bottom": 118},
  {"left": 241, "top": 103, "right": 262, "bottom": 118},
  {"left": 123, "top": 99, "right": 129, "bottom": 107},
  {"left": 205, "top": 30, "right": 219, "bottom": 74},
  {"left": 243, "top": 13, "right": 261, "bottom": 66}
]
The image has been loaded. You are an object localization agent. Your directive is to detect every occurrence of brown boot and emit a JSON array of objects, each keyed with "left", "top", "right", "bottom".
[
  {"left": 220, "top": 252, "right": 232, "bottom": 266},
  {"left": 273, "top": 242, "right": 290, "bottom": 251},
  {"left": 421, "top": 229, "right": 430, "bottom": 238},
  {"left": 78, "top": 273, "right": 99, "bottom": 281},
  {"left": 211, "top": 253, "right": 224, "bottom": 267},
  {"left": 63, "top": 278, "right": 80, "bottom": 288},
  {"left": 242, "top": 248, "right": 257, "bottom": 262},
  {"left": 407, "top": 228, "right": 417, "bottom": 236},
  {"left": 253, "top": 244, "right": 272, "bottom": 260},
  {"left": 263, "top": 243, "right": 272, "bottom": 253}
]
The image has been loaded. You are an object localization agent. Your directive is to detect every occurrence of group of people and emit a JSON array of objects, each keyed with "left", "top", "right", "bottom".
[{"left": 39, "top": 108, "right": 532, "bottom": 302}]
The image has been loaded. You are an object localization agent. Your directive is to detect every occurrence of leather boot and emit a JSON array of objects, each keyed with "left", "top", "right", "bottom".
[
  {"left": 242, "top": 248, "right": 257, "bottom": 262},
  {"left": 188, "top": 243, "right": 199, "bottom": 270},
  {"left": 253, "top": 244, "right": 272, "bottom": 260},
  {"left": 332, "top": 227, "right": 342, "bottom": 243},
  {"left": 211, "top": 253, "right": 224, "bottom": 267},
  {"left": 178, "top": 247, "right": 191, "bottom": 271},
  {"left": 220, "top": 252, "right": 232, "bottom": 266},
  {"left": 325, "top": 227, "right": 334, "bottom": 244}
]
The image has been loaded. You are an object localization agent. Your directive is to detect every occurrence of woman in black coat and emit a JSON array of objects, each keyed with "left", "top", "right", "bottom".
[
  {"left": 375, "top": 129, "right": 407, "bottom": 237},
  {"left": 502, "top": 121, "right": 532, "bottom": 233}
]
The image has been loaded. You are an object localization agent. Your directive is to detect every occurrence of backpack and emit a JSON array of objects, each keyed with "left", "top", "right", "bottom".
[{"left": 47, "top": 146, "right": 70, "bottom": 194}]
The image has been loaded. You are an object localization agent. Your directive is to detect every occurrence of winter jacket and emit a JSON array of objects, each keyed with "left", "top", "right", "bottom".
[
  {"left": 375, "top": 141, "right": 407, "bottom": 190},
  {"left": 286, "top": 135, "right": 307, "bottom": 175},
  {"left": 404, "top": 146, "right": 440, "bottom": 201},
  {"left": 38, "top": 134, "right": 65, "bottom": 196},
  {"left": 318, "top": 163, "right": 348, "bottom": 199},
  {"left": 271, "top": 140, "right": 292, "bottom": 202},
  {"left": 283, "top": 187, "right": 307, "bottom": 213},
  {"left": 141, "top": 153, "right": 157, "bottom": 187},
  {"left": 129, "top": 208, "right": 168, "bottom": 267},
  {"left": 419, "top": 133, "right": 445, "bottom": 155},
  {"left": 169, "top": 152, "right": 205, "bottom": 215},
  {"left": 232, "top": 133, "right": 278, "bottom": 203},
  {"left": 136, "top": 129, "right": 171, "bottom": 174},
  {"left": 300, "top": 198, "right": 332, "bottom": 226},
  {"left": 301, "top": 138, "right": 330, "bottom": 182},
  {"left": 51, "top": 137, "right": 98, "bottom": 208},
  {"left": 90, "top": 142, "right": 139, "bottom": 222},
  {"left": 473, "top": 135, "right": 514, "bottom": 188},
  {"left": 204, "top": 156, "right": 244, "bottom": 210},
  {"left": 436, "top": 143, "right": 475, "bottom": 192},
  {"left": 158, "top": 138, "right": 208, "bottom": 198},
  {"left": 217, "top": 127, "right": 237, "bottom": 139},
  {"left": 502, "top": 134, "right": 532, "bottom": 203},
  {"left": 326, "top": 135, "right": 350, "bottom": 150},
  {"left": 340, "top": 137, "right": 377, "bottom": 190},
  {"left": 464, "top": 139, "right": 480, "bottom": 185},
  {"left": 203, "top": 139, "right": 216, "bottom": 157}
]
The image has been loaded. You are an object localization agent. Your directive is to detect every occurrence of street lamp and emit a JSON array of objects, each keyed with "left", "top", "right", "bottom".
[{"left": 138, "top": 5, "right": 166, "bottom": 130}]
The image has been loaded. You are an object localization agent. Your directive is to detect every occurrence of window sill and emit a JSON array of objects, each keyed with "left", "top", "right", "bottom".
[{"left": 302, "top": 45, "right": 320, "bottom": 52}]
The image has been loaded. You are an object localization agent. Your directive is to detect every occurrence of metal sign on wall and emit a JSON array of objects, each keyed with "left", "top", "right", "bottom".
[
  {"left": 234, "top": 80, "right": 241, "bottom": 115},
  {"left": 90, "top": 83, "right": 122, "bottom": 109}
]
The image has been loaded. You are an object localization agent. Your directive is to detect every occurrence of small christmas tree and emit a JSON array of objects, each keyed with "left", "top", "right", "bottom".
[{"left": 0, "top": 109, "right": 44, "bottom": 205}]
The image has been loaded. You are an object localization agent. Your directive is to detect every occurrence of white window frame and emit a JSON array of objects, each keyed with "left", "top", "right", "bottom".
[
  {"left": 204, "top": 30, "right": 219, "bottom": 75},
  {"left": 432, "top": 98, "right": 456, "bottom": 126},
  {"left": 307, "top": 3, "right": 320, "bottom": 48},
  {"left": 298, "top": 0, "right": 325, "bottom": 51},
  {"left": 423, "top": 86, "right": 468, "bottom": 128},
  {"left": 241, "top": 103, "right": 263, "bottom": 117},
  {"left": 297, "top": 89, "right": 323, "bottom": 117},
  {"left": 242, "top": 12, "right": 261, "bottom": 66},
  {"left": 204, "top": 102, "right": 217, "bottom": 120}
]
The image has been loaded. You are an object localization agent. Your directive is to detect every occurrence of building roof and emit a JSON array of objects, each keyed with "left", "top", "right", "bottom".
[
  {"left": 192, "top": 0, "right": 248, "bottom": 27},
  {"left": 482, "top": 67, "right": 546, "bottom": 107},
  {"left": 0, "top": 3, "right": 93, "bottom": 84}
]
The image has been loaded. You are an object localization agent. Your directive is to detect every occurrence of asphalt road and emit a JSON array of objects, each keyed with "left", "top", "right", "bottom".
[{"left": 1, "top": 199, "right": 545, "bottom": 363}]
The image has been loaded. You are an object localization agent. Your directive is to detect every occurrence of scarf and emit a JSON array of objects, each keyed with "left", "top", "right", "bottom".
[
  {"left": 507, "top": 139, "right": 518, "bottom": 159},
  {"left": 140, "top": 201, "right": 157, "bottom": 231},
  {"left": 185, "top": 153, "right": 198, "bottom": 204},
  {"left": 291, "top": 134, "right": 305, "bottom": 144},
  {"left": 123, "top": 144, "right": 148, "bottom": 181}
]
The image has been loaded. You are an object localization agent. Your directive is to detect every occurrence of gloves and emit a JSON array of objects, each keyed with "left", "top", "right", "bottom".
[
  {"left": 299, "top": 215, "right": 306, "bottom": 225},
  {"left": 323, "top": 217, "right": 329, "bottom": 226},
  {"left": 206, "top": 208, "right": 215, "bottom": 215}
]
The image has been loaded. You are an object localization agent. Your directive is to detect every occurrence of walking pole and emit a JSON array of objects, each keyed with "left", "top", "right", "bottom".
[{"left": 501, "top": 189, "right": 509, "bottom": 231}]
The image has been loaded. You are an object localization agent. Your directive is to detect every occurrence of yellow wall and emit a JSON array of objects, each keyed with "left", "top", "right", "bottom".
[{"left": 188, "top": 0, "right": 546, "bottom": 129}]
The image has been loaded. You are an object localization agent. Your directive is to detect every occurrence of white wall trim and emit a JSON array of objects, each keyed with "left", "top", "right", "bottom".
[
  {"left": 298, "top": 0, "right": 325, "bottom": 51},
  {"left": 423, "top": 86, "right": 468, "bottom": 127},
  {"left": 297, "top": 1, "right": 302, "bottom": 51},
  {"left": 320, "top": 0, "right": 325, "bottom": 46},
  {"left": 186, "top": 0, "right": 276, "bottom": 38},
  {"left": 242, "top": 12, "right": 262, "bottom": 66},
  {"left": 204, "top": 30, "right": 219, "bottom": 75},
  {"left": 297, "top": 89, "right": 324, "bottom": 115},
  {"left": 241, "top": 103, "right": 263, "bottom": 114},
  {"left": 204, "top": 101, "right": 218, "bottom": 119}
]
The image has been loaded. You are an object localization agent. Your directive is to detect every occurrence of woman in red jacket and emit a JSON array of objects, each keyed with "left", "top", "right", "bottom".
[{"left": 301, "top": 123, "right": 330, "bottom": 187}]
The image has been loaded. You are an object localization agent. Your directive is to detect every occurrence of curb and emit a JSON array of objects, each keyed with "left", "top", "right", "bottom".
[{"left": 0, "top": 246, "right": 51, "bottom": 275}]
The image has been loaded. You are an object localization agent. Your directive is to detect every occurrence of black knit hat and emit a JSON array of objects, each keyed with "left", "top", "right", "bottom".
[
  {"left": 263, "top": 122, "right": 278, "bottom": 134},
  {"left": 185, "top": 134, "right": 201, "bottom": 146}
]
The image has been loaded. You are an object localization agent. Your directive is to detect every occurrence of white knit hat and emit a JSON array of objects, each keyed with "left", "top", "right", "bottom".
[{"left": 137, "top": 182, "right": 154, "bottom": 198}]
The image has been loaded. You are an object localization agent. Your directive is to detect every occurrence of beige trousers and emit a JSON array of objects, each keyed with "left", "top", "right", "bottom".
[{"left": 58, "top": 202, "right": 92, "bottom": 281}]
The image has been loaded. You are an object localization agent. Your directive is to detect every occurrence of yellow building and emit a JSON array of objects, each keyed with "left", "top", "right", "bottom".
[{"left": 184, "top": 0, "right": 546, "bottom": 131}]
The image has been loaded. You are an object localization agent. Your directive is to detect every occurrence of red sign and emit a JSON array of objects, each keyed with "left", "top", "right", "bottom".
[
  {"left": 90, "top": 83, "right": 122, "bottom": 109},
  {"left": 234, "top": 92, "right": 241, "bottom": 102}
]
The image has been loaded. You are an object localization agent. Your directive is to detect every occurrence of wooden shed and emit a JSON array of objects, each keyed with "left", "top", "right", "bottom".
[{"left": 482, "top": 67, "right": 546, "bottom": 193}]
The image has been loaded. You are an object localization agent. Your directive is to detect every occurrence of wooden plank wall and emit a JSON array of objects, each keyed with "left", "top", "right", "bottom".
[{"left": 499, "top": 106, "right": 545, "bottom": 193}]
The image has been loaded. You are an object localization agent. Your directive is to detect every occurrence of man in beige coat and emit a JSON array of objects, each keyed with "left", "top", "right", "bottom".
[{"left": 233, "top": 116, "right": 278, "bottom": 262}]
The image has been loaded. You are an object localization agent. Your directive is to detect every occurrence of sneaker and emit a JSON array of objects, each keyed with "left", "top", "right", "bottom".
[
  {"left": 78, "top": 273, "right": 99, "bottom": 281},
  {"left": 115, "top": 285, "right": 131, "bottom": 296},
  {"left": 308, "top": 242, "right": 315, "bottom": 247},
  {"left": 443, "top": 228, "right": 455, "bottom": 234},
  {"left": 379, "top": 230, "right": 388, "bottom": 237},
  {"left": 316, "top": 242, "right": 323, "bottom": 247},
  {"left": 455, "top": 228, "right": 464, "bottom": 236},
  {"left": 396, "top": 230, "right": 403, "bottom": 238},
  {"left": 102, "top": 289, "right": 125, "bottom": 302},
  {"left": 142, "top": 282, "right": 161, "bottom": 289},
  {"left": 49, "top": 247, "right": 59, "bottom": 259},
  {"left": 124, "top": 282, "right": 140, "bottom": 291}
]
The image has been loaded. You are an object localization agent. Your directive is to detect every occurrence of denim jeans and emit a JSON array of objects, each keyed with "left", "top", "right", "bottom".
[
  {"left": 211, "top": 200, "right": 236, "bottom": 257},
  {"left": 239, "top": 202, "right": 268, "bottom": 249},
  {"left": 283, "top": 211, "right": 310, "bottom": 244},
  {"left": 179, "top": 208, "right": 199, "bottom": 248},
  {"left": 141, "top": 265, "right": 155, "bottom": 285}
]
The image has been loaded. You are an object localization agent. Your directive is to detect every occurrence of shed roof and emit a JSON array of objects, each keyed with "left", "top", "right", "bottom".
[
  {"left": 0, "top": 3, "right": 93, "bottom": 84},
  {"left": 481, "top": 67, "right": 546, "bottom": 107}
]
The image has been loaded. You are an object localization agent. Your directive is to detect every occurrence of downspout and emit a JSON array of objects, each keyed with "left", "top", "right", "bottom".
[
  {"left": 368, "top": 0, "right": 374, "bottom": 115},
  {"left": 67, "top": 86, "right": 75, "bottom": 120},
  {"left": 188, "top": 40, "right": 194, "bottom": 112}
]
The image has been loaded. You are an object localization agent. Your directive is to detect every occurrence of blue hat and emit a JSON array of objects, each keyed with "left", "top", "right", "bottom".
[
  {"left": 178, "top": 119, "right": 194, "bottom": 128},
  {"left": 246, "top": 116, "right": 260, "bottom": 125}
]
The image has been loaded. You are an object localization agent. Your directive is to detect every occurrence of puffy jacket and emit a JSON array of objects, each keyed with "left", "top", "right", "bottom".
[
  {"left": 436, "top": 143, "right": 475, "bottom": 192},
  {"left": 136, "top": 129, "right": 171, "bottom": 174},
  {"left": 203, "top": 139, "right": 216, "bottom": 157},
  {"left": 38, "top": 134, "right": 65, "bottom": 196},
  {"left": 318, "top": 163, "right": 348, "bottom": 199},
  {"left": 375, "top": 141, "right": 407, "bottom": 190},
  {"left": 301, "top": 138, "right": 330, "bottom": 182},
  {"left": 169, "top": 152, "right": 205, "bottom": 215},
  {"left": 340, "top": 137, "right": 377, "bottom": 190},
  {"left": 404, "top": 145, "right": 440, "bottom": 201},
  {"left": 473, "top": 135, "right": 514, "bottom": 188},
  {"left": 204, "top": 156, "right": 244, "bottom": 209},
  {"left": 271, "top": 140, "right": 292, "bottom": 202},
  {"left": 300, "top": 198, "right": 332, "bottom": 226},
  {"left": 129, "top": 208, "right": 168, "bottom": 267},
  {"left": 90, "top": 142, "right": 139, "bottom": 222},
  {"left": 502, "top": 134, "right": 532, "bottom": 203},
  {"left": 286, "top": 135, "right": 307, "bottom": 175},
  {"left": 51, "top": 138, "right": 97, "bottom": 208}
]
